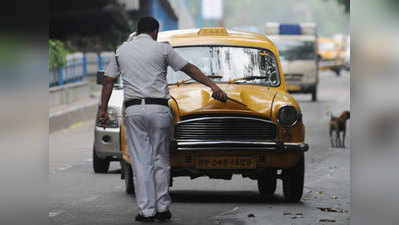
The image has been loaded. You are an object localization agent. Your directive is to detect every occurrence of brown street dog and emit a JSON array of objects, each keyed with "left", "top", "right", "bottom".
[{"left": 329, "top": 110, "right": 350, "bottom": 148}]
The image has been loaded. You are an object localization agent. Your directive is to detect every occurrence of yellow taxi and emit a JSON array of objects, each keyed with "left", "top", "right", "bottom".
[
  {"left": 318, "top": 37, "right": 338, "bottom": 61},
  {"left": 120, "top": 27, "right": 309, "bottom": 202},
  {"left": 318, "top": 37, "right": 343, "bottom": 75}
]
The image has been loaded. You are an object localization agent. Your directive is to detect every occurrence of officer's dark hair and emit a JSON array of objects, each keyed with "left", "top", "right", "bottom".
[{"left": 137, "top": 17, "right": 160, "bottom": 34}]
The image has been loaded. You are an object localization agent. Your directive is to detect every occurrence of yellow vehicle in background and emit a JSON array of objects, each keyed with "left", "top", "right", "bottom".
[
  {"left": 318, "top": 37, "right": 338, "bottom": 61},
  {"left": 120, "top": 28, "right": 309, "bottom": 202},
  {"left": 333, "top": 34, "right": 349, "bottom": 71},
  {"left": 318, "top": 37, "right": 344, "bottom": 75}
]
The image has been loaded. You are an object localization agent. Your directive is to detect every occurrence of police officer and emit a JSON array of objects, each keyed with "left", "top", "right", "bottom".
[{"left": 98, "top": 17, "right": 227, "bottom": 222}]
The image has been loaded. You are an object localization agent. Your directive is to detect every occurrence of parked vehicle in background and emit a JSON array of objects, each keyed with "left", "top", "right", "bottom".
[
  {"left": 318, "top": 37, "right": 338, "bottom": 61},
  {"left": 91, "top": 33, "right": 139, "bottom": 173},
  {"left": 266, "top": 23, "right": 319, "bottom": 101},
  {"left": 92, "top": 71, "right": 124, "bottom": 173},
  {"left": 334, "top": 34, "right": 348, "bottom": 71},
  {"left": 318, "top": 37, "right": 344, "bottom": 75},
  {"left": 121, "top": 28, "right": 309, "bottom": 202}
]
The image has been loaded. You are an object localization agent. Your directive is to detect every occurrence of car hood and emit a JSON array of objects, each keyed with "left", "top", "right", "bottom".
[{"left": 169, "top": 83, "right": 278, "bottom": 119}]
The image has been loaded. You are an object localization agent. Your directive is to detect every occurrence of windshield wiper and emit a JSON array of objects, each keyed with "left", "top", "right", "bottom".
[
  {"left": 176, "top": 75, "right": 223, "bottom": 86},
  {"left": 228, "top": 76, "right": 269, "bottom": 84}
]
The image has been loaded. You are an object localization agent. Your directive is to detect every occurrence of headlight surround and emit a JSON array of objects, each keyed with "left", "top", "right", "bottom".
[
  {"left": 96, "top": 107, "right": 120, "bottom": 128},
  {"left": 277, "top": 105, "right": 299, "bottom": 127}
]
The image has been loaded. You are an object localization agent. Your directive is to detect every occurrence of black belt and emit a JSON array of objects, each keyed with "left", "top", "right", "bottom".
[{"left": 124, "top": 98, "right": 169, "bottom": 108}]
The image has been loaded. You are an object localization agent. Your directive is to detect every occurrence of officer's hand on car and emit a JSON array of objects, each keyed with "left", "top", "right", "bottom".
[
  {"left": 211, "top": 85, "right": 227, "bottom": 103},
  {"left": 98, "top": 109, "right": 110, "bottom": 127}
]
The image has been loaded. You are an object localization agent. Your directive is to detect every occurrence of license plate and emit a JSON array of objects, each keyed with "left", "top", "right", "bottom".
[
  {"left": 287, "top": 85, "right": 301, "bottom": 91},
  {"left": 196, "top": 156, "right": 256, "bottom": 169}
]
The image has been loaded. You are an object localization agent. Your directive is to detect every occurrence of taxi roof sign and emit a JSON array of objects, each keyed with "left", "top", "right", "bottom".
[
  {"left": 198, "top": 27, "right": 229, "bottom": 36},
  {"left": 279, "top": 24, "right": 301, "bottom": 35},
  {"left": 265, "top": 22, "right": 316, "bottom": 36}
]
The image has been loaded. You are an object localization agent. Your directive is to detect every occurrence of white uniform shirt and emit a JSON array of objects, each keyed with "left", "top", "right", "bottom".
[{"left": 105, "top": 33, "right": 188, "bottom": 100}]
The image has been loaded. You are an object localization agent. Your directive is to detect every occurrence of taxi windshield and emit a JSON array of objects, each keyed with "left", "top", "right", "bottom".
[
  {"left": 167, "top": 46, "right": 280, "bottom": 86},
  {"left": 274, "top": 40, "right": 316, "bottom": 61}
]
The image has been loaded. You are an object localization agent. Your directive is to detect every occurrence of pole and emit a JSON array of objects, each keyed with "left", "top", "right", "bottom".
[
  {"left": 98, "top": 55, "right": 103, "bottom": 71},
  {"left": 197, "top": 0, "right": 202, "bottom": 28},
  {"left": 58, "top": 66, "right": 64, "bottom": 85},
  {"left": 82, "top": 56, "right": 87, "bottom": 78}
]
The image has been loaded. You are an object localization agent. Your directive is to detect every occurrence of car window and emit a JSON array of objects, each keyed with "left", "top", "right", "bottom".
[
  {"left": 167, "top": 46, "right": 280, "bottom": 86},
  {"left": 274, "top": 40, "right": 316, "bottom": 61}
]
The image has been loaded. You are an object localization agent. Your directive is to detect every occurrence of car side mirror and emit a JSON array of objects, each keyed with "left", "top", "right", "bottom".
[{"left": 96, "top": 71, "right": 104, "bottom": 85}]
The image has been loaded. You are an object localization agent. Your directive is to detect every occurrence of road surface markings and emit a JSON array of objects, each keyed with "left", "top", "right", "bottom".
[
  {"left": 85, "top": 158, "right": 93, "bottom": 162},
  {"left": 79, "top": 196, "right": 99, "bottom": 203},
  {"left": 49, "top": 210, "right": 64, "bottom": 218},
  {"left": 57, "top": 164, "right": 73, "bottom": 171},
  {"left": 114, "top": 184, "right": 123, "bottom": 189}
]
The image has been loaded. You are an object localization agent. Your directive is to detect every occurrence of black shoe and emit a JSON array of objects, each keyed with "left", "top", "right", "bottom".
[
  {"left": 156, "top": 210, "right": 172, "bottom": 221},
  {"left": 135, "top": 214, "right": 155, "bottom": 222}
]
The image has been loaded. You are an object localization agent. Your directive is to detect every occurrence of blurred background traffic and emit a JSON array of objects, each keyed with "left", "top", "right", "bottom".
[{"left": 48, "top": 0, "right": 349, "bottom": 92}]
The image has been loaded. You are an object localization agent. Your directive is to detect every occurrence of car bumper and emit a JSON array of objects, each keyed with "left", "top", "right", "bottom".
[
  {"left": 94, "top": 126, "right": 121, "bottom": 159},
  {"left": 319, "top": 60, "right": 344, "bottom": 70},
  {"left": 171, "top": 140, "right": 309, "bottom": 152}
]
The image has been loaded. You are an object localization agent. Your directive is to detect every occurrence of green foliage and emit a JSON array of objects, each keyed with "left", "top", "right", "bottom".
[
  {"left": 50, "top": 0, "right": 131, "bottom": 52},
  {"left": 49, "top": 39, "right": 68, "bottom": 70}
]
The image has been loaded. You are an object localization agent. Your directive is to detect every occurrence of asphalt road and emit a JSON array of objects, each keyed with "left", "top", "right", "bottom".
[{"left": 50, "top": 70, "right": 350, "bottom": 225}]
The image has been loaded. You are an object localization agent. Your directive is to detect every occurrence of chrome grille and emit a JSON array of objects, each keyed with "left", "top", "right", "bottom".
[
  {"left": 175, "top": 116, "right": 277, "bottom": 141},
  {"left": 284, "top": 73, "right": 303, "bottom": 82}
]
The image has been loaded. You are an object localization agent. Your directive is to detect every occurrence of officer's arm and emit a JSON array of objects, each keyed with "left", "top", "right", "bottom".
[
  {"left": 181, "top": 63, "right": 227, "bottom": 102},
  {"left": 100, "top": 76, "right": 116, "bottom": 113}
]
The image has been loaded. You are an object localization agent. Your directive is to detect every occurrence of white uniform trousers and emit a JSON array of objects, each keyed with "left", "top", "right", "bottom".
[{"left": 124, "top": 104, "right": 172, "bottom": 217}]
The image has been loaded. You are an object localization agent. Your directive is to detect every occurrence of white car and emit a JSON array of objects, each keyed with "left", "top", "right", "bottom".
[
  {"left": 93, "top": 71, "right": 124, "bottom": 173},
  {"left": 267, "top": 23, "right": 319, "bottom": 101},
  {"left": 92, "top": 34, "right": 137, "bottom": 173}
]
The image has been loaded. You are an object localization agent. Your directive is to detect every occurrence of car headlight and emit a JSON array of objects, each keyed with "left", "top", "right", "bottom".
[
  {"left": 96, "top": 107, "right": 120, "bottom": 128},
  {"left": 277, "top": 105, "right": 299, "bottom": 127}
]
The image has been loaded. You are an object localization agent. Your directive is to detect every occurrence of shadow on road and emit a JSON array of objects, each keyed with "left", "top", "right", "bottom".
[
  {"left": 108, "top": 168, "right": 121, "bottom": 174},
  {"left": 170, "top": 190, "right": 303, "bottom": 205}
]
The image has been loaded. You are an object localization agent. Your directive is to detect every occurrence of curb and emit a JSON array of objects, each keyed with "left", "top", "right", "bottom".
[
  {"left": 49, "top": 81, "right": 89, "bottom": 108},
  {"left": 49, "top": 100, "right": 98, "bottom": 133}
]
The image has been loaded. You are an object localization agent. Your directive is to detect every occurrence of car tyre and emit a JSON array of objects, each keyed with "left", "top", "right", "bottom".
[
  {"left": 311, "top": 88, "right": 317, "bottom": 102},
  {"left": 257, "top": 169, "right": 277, "bottom": 198},
  {"left": 93, "top": 148, "right": 110, "bottom": 173},
  {"left": 332, "top": 68, "right": 341, "bottom": 76},
  {"left": 282, "top": 154, "right": 304, "bottom": 203},
  {"left": 123, "top": 160, "right": 135, "bottom": 195}
]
